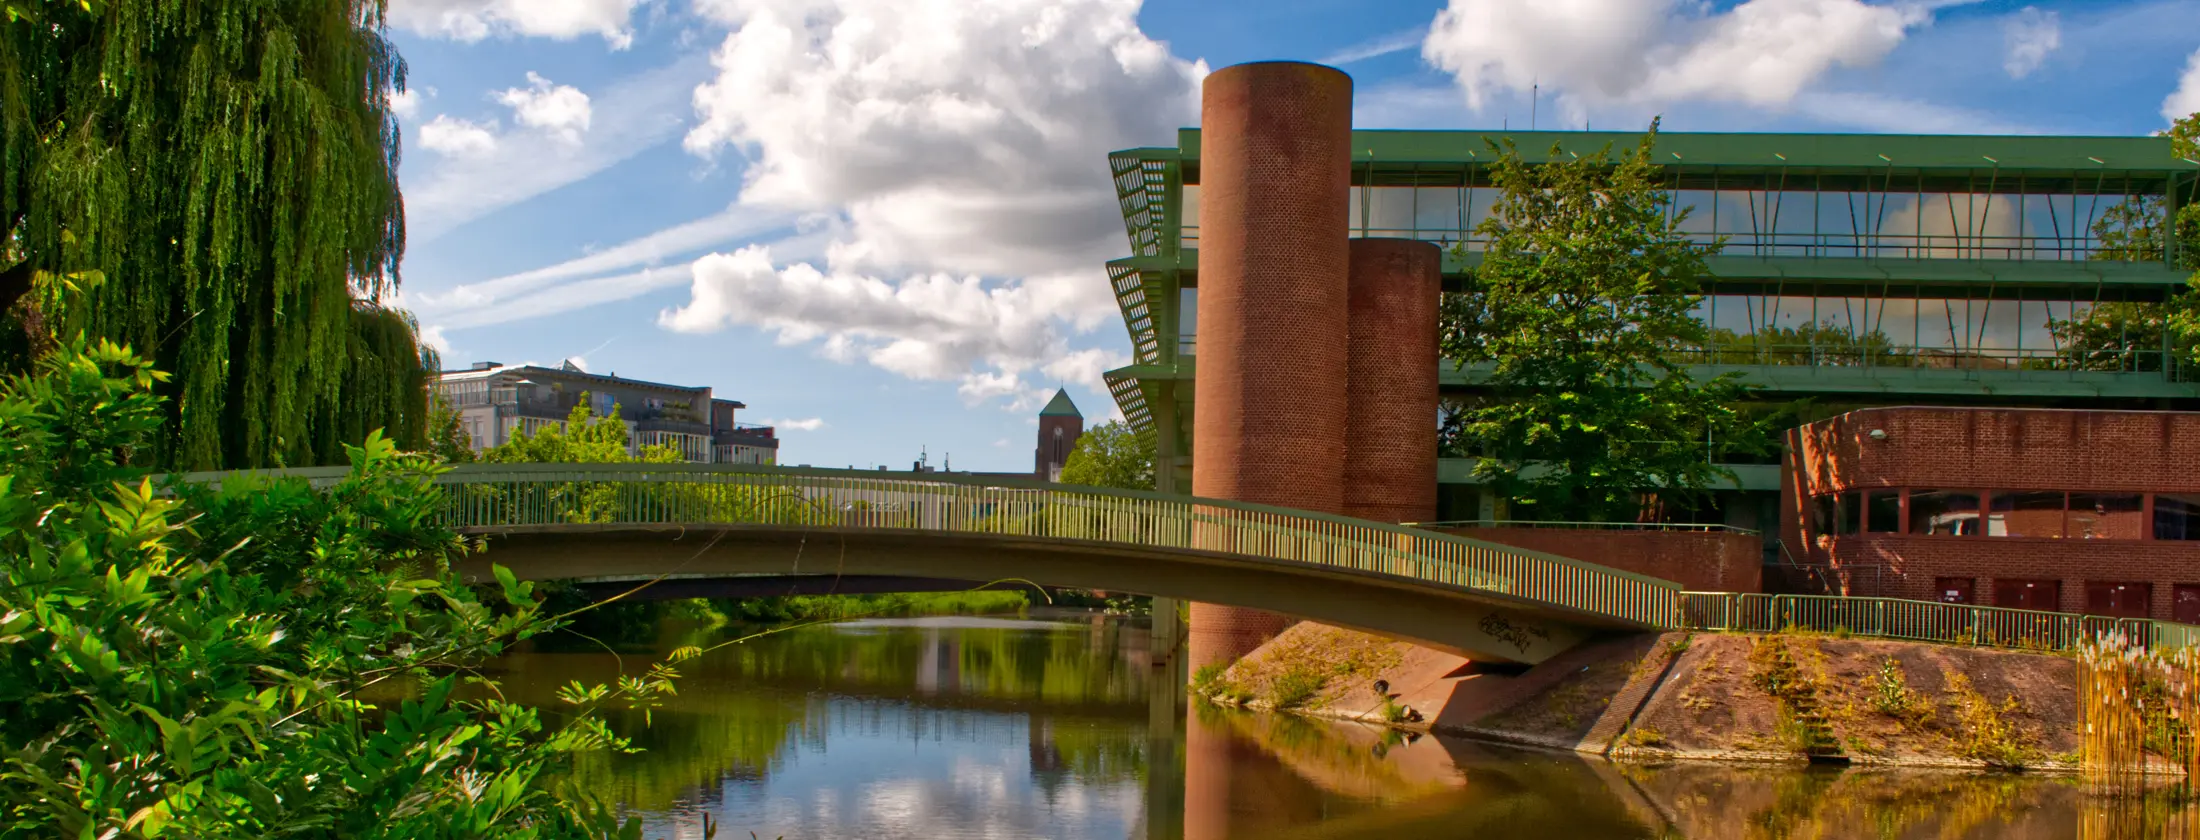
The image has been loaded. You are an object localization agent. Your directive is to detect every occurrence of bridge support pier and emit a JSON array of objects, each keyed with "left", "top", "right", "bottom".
[{"left": 1186, "top": 60, "right": 1355, "bottom": 674}]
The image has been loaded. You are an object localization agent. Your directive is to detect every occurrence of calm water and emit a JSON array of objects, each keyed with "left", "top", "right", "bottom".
[{"left": 481, "top": 612, "right": 2176, "bottom": 840}]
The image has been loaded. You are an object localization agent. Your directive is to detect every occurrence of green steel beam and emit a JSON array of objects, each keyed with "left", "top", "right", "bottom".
[
  {"left": 1104, "top": 359, "right": 2200, "bottom": 435},
  {"left": 1163, "top": 249, "right": 2192, "bottom": 290},
  {"left": 1169, "top": 129, "right": 2198, "bottom": 175}
]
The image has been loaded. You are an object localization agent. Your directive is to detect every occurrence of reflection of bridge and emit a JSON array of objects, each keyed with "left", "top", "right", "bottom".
[{"left": 184, "top": 462, "right": 1680, "bottom": 664}]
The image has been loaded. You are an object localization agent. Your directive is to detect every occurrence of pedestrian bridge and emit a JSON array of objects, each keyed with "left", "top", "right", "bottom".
[{"left": 179, "top": 463, "right": 1684, "bottom": 664}]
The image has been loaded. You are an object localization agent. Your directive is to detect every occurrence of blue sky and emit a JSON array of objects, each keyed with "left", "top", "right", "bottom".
[{"left": 386, "top": 0, "right": 2200, "bottom": 472}]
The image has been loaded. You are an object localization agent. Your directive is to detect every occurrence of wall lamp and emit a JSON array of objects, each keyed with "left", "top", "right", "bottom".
[{"left": 1868, "top": 429, "right": 1888, "bottom": 441}]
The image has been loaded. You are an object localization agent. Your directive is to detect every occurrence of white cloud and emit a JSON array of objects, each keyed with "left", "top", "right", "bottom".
[
  {"left": 681, "top": 0, "right": 1205, "bottom": 281},
  {"left": 389, "top": 87, "right": 427, "bottom": 120},
  {"left": 417, "top": 115, "right": 499, "bottom": 157},
  {"left": 2001, "top": 7, "right": 2060, "bottom": 79},
  {"left": 1319, "top": 27, "right": 1428, "bottom": 66},
  {"left": 958, "top": 370, "right": 1025, "bottom": 403},
  {"left": 1421, "top": 0, "right": 1934, "bottom": 116},
  {"left": 428, "top": 207, "right": 802, "bottom": 313},
  {"left": 403, "top": 54, "right": 704, "bottom": 243},
  {"left": 497, "top": 72, "right": 594, "bottom": 143},
  {"left": 388, "top": 0, "right": 645, "bottom": 49},
  {"left": 1794, "top": 91, "right": 2044, "bottom": 134},
  {"left": 659, "top": 245, "right": 1117, "bottom": 405},
  {"left": 767, "top": 417, "right": 825, "bottom": 432},
  {"left": 992, "top": 438, "right": 1011, "bottom": 448},
  {"left": 1041, "top": 348, "right": 1129, "bottom": 397},
  {"left": 418, "top": 324, "right": 454, "bottom": 356},
  {"left": 656, "top": 0, "right": 1190, "bottom": 408},
  {"left": 2168, "top": 47, "right": 2200, "bottom": 124}
]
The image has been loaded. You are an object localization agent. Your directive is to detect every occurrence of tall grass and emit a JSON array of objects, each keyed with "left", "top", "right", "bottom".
[{"left": 2079, "top": 633, "right": 2200, "bottom": 804}]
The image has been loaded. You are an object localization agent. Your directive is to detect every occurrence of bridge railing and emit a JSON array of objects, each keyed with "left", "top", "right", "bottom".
[
  {"left": 415, "top": 463, "right": 1685, "bottom": 628},
  {"left": 1677, "top": 592, "right": 2200, "bottom": 652}
]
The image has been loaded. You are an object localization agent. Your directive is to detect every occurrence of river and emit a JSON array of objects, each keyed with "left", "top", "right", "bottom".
[{"left": 479, "top": 611, "right": 2179, "bottom": 840}]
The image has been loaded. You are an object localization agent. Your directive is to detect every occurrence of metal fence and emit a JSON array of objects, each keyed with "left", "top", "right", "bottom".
[
  {"left": 1408, "top": 519, "right": 1759, "bottom": 535},
  {"left": 1677, "top": 592, "right": 2200, "bottom": 653}
]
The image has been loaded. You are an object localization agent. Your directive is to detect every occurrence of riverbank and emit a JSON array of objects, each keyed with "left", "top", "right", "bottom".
[{"left": 1195, "top": 623, "right": 2088, "bottom": 772}]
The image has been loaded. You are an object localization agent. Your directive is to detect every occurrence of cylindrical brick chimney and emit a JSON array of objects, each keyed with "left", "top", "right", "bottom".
[
  {"left": 1343, "top": 238, "right": 1441, "bottom": 525},
  {"left": 1187, "top": 61, "right": 1354, "bottom": 672}
]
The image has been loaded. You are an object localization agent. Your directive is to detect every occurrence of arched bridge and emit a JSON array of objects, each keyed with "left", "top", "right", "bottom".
[{"left": 182, "top": 463, "right": 1686, "bottom": 664}]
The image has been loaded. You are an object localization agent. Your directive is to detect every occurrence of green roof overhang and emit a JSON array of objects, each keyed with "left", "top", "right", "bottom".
[{"left": 1167, "top": 129, "right": 2200, "bottom": 175}]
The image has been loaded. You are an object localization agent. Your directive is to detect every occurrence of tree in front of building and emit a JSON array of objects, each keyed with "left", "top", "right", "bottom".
[
  {"left": 2061, "top": 112, "right": 2200, "bottom": 370},
  {"left": 480, "top": 398, "right": 680, "bottom": 466},
  {"left": 1, "top": 1, "right": 421, "bottom": 471},
  {"left": 1057, "top": 420, "right": 1155, "bottom": 491},
  {"left": 1440, "top": 120, "right": 1764, "bottom": 522}
]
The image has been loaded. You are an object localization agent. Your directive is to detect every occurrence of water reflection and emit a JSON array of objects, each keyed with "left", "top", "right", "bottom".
[{"left": 481, "top": 614, "right": 2197, "bottom": 840}]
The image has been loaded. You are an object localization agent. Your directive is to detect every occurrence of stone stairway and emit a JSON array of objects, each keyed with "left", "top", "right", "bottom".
[{"left": 1762, "top": 639, "right": 1843, "bottom": 759}]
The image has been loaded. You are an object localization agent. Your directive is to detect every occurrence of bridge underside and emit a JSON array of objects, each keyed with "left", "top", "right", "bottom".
[
  {"left": 566, "top": 574, "right": 1037, "bottom": 602},
  {"left": 457, "top": 525, "right": 1647, "bottom": 664}
]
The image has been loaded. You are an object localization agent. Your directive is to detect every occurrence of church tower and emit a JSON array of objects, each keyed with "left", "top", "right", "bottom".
[{"left": 1034, "top": 389, "right": 1084, "bottom": 482}]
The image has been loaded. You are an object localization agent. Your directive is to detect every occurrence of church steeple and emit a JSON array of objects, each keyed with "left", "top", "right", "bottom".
[
  {"left": 1039, "top": 388, "right": 1081, "bottom": 418},
  {"left": 1034, "top": 389, "right": 1085, "bottom": 481}
]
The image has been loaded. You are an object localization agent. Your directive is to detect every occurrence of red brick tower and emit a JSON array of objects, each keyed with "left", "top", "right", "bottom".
[
  {"left": 1188, "top": 61, "right": 1354, "bottom": 671},
  {"left": 1343, "top": 239, "right": 1441, "bottom": 524},
  {"left": 1034, "top": 389, "right": 1084, "bottom": 482}
]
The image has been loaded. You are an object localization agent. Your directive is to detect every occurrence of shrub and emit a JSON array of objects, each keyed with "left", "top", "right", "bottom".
[
  {"left": 1869, "top": 657, "right": 1928, "bottom": 723},
  {"left": 1268, "top": 668, "right": 1326, "bottom": 709},
  {"left": 1191, "top": 663, "right": 1229, "bottom": 696},
  {"left": 0, "top": 339, "right": 668, "bottom": 838},
  {"left": 1943, "top": 671, "right": 2039, "bottom": 769}
]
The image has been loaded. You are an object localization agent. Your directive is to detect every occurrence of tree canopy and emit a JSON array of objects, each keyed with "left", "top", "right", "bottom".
[
  {"left": 2, "top": 0, "right": 419, "bottom": 470},
  {"left": 1057, "top": 421, "right": 1154, "bottom": 491},
  {"left": 1440, "top": 121, "right": 1763, "bottom": 522}
]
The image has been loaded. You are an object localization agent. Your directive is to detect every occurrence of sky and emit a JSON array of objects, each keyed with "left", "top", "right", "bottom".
[{"left": 385, "top": 0, "right": 2200, "bottom": 472}]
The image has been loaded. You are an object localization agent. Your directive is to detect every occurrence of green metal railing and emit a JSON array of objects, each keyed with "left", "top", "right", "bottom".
[
  {"left": 1677, "top": 592, "right": 2200, "bottom": 653},
  {"left": 170, "top": 463, "right": 2200, "bottom": 652},
  {"left": 1408, "top": 520, "right": 1760, "bottom": 536},
  {"left": 202, "top": 463, "right": 1681, "bottom": 629}
]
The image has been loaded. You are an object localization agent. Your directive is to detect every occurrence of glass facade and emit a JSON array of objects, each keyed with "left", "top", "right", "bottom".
[
  {"left": 1180, "top": 173, "right": 2174, "bottom": 263},
  {"left": 1820, "top": 489, "right": 2168, "bottom": 540}
]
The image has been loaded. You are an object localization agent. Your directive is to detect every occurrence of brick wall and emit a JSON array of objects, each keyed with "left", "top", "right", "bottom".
[
  {"left": 1437, "top": 527, "right": 1763, "bottom": 593},
  {"left": 1793, "top": 407, "right": 2200, "bottom": 495},
  {"left": 1823, "top": 534, "right": 2200, "bottom": 619},
  {"left": 1787, "top": 406, "right": 2200, "bottom": 621}
]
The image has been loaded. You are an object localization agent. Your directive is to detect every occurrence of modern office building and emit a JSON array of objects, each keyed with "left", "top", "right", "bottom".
[
  {"left": 1103, "top": 61, "right": 2200, "bottom": 646},
  {"left": 434, "top": 361, "right": 779, "bottom": 464}
]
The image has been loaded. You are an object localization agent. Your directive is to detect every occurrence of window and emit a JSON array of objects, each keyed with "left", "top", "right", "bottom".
[
  {"left": 1866, "top": 491, "right": 1902, "bottom": 533},
  {"left": 2069, "top": 493, "right": 2144, "bottom": 540},
  {"left": 2157, "top": 494, "right": 2200, "bottom": 540},
  {"left": 1908, "top": 490, "right": 1981, "bottom": 536},
  {"left": 1988, "top": 491, "right": 2066, "bottom": 538},
  {"left": 1837, "top": 492, "right": 1862, "bottom": 535},
  {"left": 1810, "top": 495, "right": 1838, "bottom": 536}
]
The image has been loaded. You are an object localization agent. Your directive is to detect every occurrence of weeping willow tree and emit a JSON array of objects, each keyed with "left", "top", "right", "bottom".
[{"left": 1, "top": 0, "right": 422, "bottom": 470}]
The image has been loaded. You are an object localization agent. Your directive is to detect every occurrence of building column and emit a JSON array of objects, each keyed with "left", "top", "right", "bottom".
[
  {"left": 1186, "top": 60, "right": 1355, "bottom": 673},
  {"left": 1343, "top": 238, "right": 1441, "bottom": 525}
]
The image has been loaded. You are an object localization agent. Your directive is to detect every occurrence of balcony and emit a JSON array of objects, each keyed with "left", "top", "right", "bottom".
[{"left": 1149, "top": 335, "right": 2199, "bottom": 400}]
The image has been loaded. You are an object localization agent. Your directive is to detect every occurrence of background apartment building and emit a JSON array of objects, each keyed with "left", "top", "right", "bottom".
[{"left": 435, "top": 361, "right": 779, "bottom": 465}]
